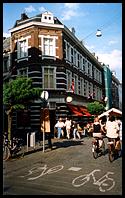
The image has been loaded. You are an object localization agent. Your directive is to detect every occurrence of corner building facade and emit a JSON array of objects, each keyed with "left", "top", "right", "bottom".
[{"left": 8, "top": 11, "right": 105, "bottom": 135}]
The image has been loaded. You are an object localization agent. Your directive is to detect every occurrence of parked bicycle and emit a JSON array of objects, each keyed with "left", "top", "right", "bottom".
[
  {"left": 3, "top": 134, "right": 25, "bottom": 161},
  {"left": 92, "top": 137, "right": 105, "bottom": 159},
  {"left": 107, "top": 138, "right": 121, "bottom": 162}
]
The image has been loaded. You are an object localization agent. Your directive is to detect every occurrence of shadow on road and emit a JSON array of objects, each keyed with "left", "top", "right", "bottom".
[{"left": 52, "top": 139, "right": 84, "bottom": 149}]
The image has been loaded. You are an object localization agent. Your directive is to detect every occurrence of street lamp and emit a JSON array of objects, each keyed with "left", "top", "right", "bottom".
[
  {"left": 104, "top": 97, "right": 108, "bottom": 110},
  {"left": 96, "top": 29, "right": 102, "bottom": 37},
  {"left": 40, "top": 90, "right": 49, "bottom": 152}
]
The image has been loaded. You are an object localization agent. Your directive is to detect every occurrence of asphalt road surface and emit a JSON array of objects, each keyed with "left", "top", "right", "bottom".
[{"left": 3, "top": 137, "right": 122, "bottom": 195}]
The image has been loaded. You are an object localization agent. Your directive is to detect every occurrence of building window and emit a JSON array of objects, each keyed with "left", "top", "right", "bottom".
[
  {"left": 79, "top": 55, "right": 82, "bottom": 70},
  {"left": 43, "top": 67, "right": 55, "bottom": 89},
  {"left": 66, "top": 43, "right": 70, "bottom": 61},
  {"left": 77, "top": 53, "right": 80, "bottom": 68},
  {"left": 43, "top": 38, "right": 54, "bottom": 56},
  {"left": 42, "top": 37, "right": 56, "bottom": 57},
  {"left": 82, "top": 58, "right": 86, "bottom": 73},
  {"left": 74, "top": 49, "right": 77, "bottom": 65},
  {"left": 71, "top": 47, "right": 74, "bottom": 63},
  {"left": 17, "top": 39, "right": 28, "bottom": 59},
  {"left": 17, "top": 68, "right": 28, "bottom": 77},
  {"left": 84, "top": 80, "right": 87, "bottom": 97},
  {"left": 85, "top": 61, "right": 88, "bottom": 75},
  {"left": 3, "top": 58, "right": 9, "bottom": 72},
  {"left": 80, "top": 78, "right": 84, "bottom": 96},
  {"left": 74, "top": 74, "right": 78, "bottom": 94},
  {"left": 67, "top": 71, "right": 72, "bottom": 91},
  {"left": 63, "top": 41, "right": 66, "bottom": 59}
]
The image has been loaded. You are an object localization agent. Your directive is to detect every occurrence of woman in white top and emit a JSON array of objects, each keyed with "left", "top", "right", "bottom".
[
  {"left": 55, "top": 118, "right": 65, "bottom": 139},
  {"left": 106, "top": 115, "right": 121, "bottom": 150},
  {"left": 65, "top": 117, "right": 71, "bottom": 139},
  {"left": 106, "top": 116, "right": 119, "bottom": 139}
]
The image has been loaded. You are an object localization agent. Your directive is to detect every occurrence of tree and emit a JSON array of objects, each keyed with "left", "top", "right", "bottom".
[
  {"left": 3, "top": 77, "right": 42, "bottom": 142},
  {"left": 87, "top": 101, "right": 105, "bottom": 116}
]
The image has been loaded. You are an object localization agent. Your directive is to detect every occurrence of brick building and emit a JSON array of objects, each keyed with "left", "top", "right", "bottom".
[{"left": 3, "top": 11, "right": 107, "bottom": 137}]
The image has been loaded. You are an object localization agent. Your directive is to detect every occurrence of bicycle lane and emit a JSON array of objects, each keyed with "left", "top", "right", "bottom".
[{"left": 3, "top": 137, "right": 122, "bottom": 195}]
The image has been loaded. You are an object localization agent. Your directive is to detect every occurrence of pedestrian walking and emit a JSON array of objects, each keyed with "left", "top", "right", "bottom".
[
  {"left": 65, "top": 117, "right": 72, "bottom": 139},
  {"left": 72, "top": 121, "right": 80, "bottom": 140},
  {"left": 55, "top": 117, "right": 65, "bottom": 139},
  {"left": 41, "top": 108, "right": 52, "bottom": 149}
]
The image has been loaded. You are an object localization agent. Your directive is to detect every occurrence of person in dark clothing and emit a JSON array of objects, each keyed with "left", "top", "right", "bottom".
[
  {"left": 93, "top": 116, "right": 103, "bottom": 148},
  {"left": 46, "top": 132, "right": 53, "bottom": 150}
]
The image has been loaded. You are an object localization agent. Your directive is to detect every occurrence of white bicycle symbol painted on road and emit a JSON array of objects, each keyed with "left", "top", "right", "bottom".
[
  {"left": 19, "top": 164, "right": 64, "bottom": 180},
  {"left": 19, "top": 165, "right": 115, "bottom": 192},
  {"left": 72, "top": 169, "right": 115, "bottom": 192}
]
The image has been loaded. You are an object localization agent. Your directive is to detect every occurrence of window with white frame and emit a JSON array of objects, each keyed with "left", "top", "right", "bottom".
[
  {"left": 94, "top": 85, "right": 97, "bottom": 100},
  {"left": 63, "top": 41, "right": 66, "bottom": 59},
  {"left": 71, "top": 47, "right": 74, "bottom": 63},
  {"left": 85, "top": 60, "right": 88, "bottom": 75},
  {"left": 84, "top": 80, "right": 88, "bottom": 97},
  {"left": 17, "top": 68, "right": 28, "bottom": 77},
  {"left": 3, "top": 57, "right": 9, "bottom": 72},
  {"left": 80, "top": 77, "right": 84, "bottom": 96},
  {"left": 79, "top": 55, "right": 82, "bottom": 70},
  {"left": 43, "top": 37, "right": 55, "bottom": 56},
  {"left": 77, "top": 53, "right": 80, "bottom": 68},
  {"left": 74, "top": 49, "right": 77, "bottom": 65},
  {"left": 99, "top": 71, "right": 102, "bottom": 83},
  {"left": 43, "top": 67, "right": 55, "bottom": 89},
  {"left": 82, "top": 57, "right": 86, "bottom": 73},
  {"left": 74, "top": 74, "right": 78, "bottom": 94},
  {"left": 66, "top": 43, "right": 70, "bottom": 61},
  {"left": 67, "top": 71, "right": 72, "bottom": 90},
  {"left": 17, "top": 39, "right": 28, "bottom": 59},
  {"left": 88, "top": 82, "right": 91, "bottom": 96}
]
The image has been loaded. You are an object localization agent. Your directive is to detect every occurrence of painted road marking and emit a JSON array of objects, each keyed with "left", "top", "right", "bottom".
[{"left": 68, "top": 167, "right": 82, "bottom": 171}]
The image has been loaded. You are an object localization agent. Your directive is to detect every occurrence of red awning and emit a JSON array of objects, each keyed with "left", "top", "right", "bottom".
[
  {"left": 67, "top": 104, "right": 91, "bottom": 117},
  {"left": 79, "top": 106, "right": 91, "bottom": 116},
  {"left": 67, "top": 104, "right": 83, "bottom": 116}
]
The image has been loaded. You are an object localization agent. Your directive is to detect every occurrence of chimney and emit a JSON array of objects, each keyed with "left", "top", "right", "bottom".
[
  {"left": 21, "top": 13, "right": 29, "bottom": 20},
  {"left": 71, "top": 27, "right": 75, "bottom": 35},
  {"left": 92, "top": 52, "right": 95, "bottom": 56}
]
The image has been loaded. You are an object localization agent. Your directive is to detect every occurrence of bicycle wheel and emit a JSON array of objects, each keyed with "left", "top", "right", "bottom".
[
  {"left": 92, "top": 144, "right": 98, "bottom": 159},
  {"left": 3, "top": 145, "right": 10, "bottom": 161}
]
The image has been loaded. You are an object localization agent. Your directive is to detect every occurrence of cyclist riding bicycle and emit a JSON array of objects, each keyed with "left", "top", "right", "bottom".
[
  {"left": 105, "top": 115, "right": 121, "bottom": 150},
  {"left": 92, "top": 116, "right": 103, "bottom": 149}
]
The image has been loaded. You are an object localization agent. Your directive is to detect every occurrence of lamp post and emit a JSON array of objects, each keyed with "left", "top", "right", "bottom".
[
  {"left": 41, "top": 91, "right": 49, "bottom": 152},
  {"left": 104, "top": 96, "right": 108, "bottom": 110}
]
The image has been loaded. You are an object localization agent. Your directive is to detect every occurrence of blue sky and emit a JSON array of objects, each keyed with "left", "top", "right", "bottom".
[{"left": 3, "top": 3, "right": 122, "bottom": 82}]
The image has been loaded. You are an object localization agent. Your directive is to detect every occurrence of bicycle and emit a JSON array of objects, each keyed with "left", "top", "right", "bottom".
[
  {"left": 72, "top": 169, "right": 115, "bottom": 192},
  {"left": 3, "top": 135, "right": 25, "bottom": 161},
  {"left": 107, "top": 138, "right": 121, "bottom": 162},
  {"left": 92, "top": 137, "right": 105, "bottom": 159}
]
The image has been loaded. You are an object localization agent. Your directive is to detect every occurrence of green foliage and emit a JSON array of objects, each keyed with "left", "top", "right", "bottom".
[
  {"left": 87, "top": 101, "right": 105, "bottom": 115},
  {"left": 3, "top": 76, "right": 42, "bottom": 110}
]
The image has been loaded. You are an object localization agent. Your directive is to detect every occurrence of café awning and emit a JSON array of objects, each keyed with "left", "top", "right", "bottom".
[
  {"left": 98, "top": 108, "right": 122, "bottom": 119},
  {"left": 67, "top": 104, "right": 91, "bottom": 117}
]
